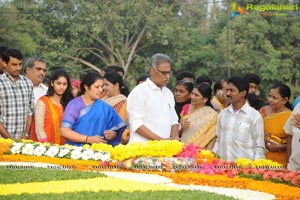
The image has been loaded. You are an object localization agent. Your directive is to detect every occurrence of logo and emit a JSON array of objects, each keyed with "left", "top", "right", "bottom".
[{"left": 230, "top": 2, "right": 246, "bottom": 19}]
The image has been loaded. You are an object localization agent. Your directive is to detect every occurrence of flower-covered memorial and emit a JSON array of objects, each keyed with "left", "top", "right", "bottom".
[{"left": 0, "top": 138, "right": 299, "bottom": 200}]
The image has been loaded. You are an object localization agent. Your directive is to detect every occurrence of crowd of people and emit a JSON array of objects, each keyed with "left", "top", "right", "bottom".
[{"left": 0, "top": 47, "right": 299, "bottom": 172}]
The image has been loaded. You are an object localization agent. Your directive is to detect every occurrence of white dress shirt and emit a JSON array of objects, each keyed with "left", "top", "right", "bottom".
[
  {"left": 33, "top": 83, "right": 48, "bottom": 103},
  {"left": 212, "top": 101, "right": 265, "bottom": 161},
  {"left": 127, "top": 78, "right": 179, "bottom": 143},
  {"left": 284, "top": 103, "right": 300, "bottom": 171}
]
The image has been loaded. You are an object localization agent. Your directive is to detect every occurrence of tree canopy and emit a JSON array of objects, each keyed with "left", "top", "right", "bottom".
[{"left": 1, "top": 0, "right": 299, "bottom": 96}]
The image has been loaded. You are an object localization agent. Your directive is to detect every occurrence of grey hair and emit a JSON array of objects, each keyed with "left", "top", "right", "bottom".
[
  {"left": 148, "top": 53, "right": 172, "bottom": 69},
  {"left": 24, "top": 57, "right": 45, "bottom": 72}
]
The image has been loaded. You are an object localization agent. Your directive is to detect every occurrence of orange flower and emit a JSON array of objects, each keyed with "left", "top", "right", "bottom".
[
  {"left": 154, "top": 172, "right": 300, "bottom": 200},
  {"left": 0, "top": 143, "right": 10, "bottom": 155}
]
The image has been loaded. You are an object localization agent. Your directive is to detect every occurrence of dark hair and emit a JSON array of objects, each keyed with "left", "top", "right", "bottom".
[
  {"left": 213, "top": 79, "right": 226, "bottom": 94},
  {"left": 271, "top": 83, "right": 292, "bottom": 110},
  {"left": 247, "top": 93, "right": 260, "bottom": 110},
  {"left": 244, "top": 73, "right": 261, "bottom": 85},
  {"left": 2, "top": 48, "right": 23, "bottom": 63},
  {"left": 136, "top": 74, "right": 149, "bottom": 85},
  {"left": 104, "top": 72, "right": 129, "bottom": 96},
  {"left": 43, "top": 77, "right": 49, "bottom": 85},
  {"left": 47, "top": 69, "right": 73, "bottom": 109},
  {"left": 175, "top": 71, "right": 195, "bottom": 82},
  {"left": 195, "top": 83, "right": 213, "bottom": 108},
  {"left": 228, "top": 76, "right": 249, "bottom": 99},
  {"left": 104, "top": 66, "right": 125, "bottom": 76},
  {"left": 195, "top": 75, "right": 212, "bottom": 86},
  {"left": 176, "top": 80, "right": 194, "bottom": 94},
  {"left": 0, "top": 46, "right": 8, "bottom": 57},
  {"left": 80, "top": 72, "right": 102, "bottom": 95}
]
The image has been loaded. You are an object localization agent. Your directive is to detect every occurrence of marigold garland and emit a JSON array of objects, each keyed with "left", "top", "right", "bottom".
[
  {"left": 91, "top": 140, "right": 184, "bottom": 161},
  {"left": 154, "top": 172, "right": 300, "bottom": 200}
]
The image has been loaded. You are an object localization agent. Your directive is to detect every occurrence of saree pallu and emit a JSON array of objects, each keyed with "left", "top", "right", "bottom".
[
  {"left": 31, "top": 96, "right": 65, "bottom": 145},
  {"left": 263, "top": 111, "right": 292, "bottom": 165},
  {"left": 113, "top": 100, "right": 130, "bottom": 144},
  {"left": 103, "top": 95, "right": 129, "bottom": 144},
  {"left": 181, "top": 106, "right": 218, "bottom": 148},
  {"left": 64, "top": 99, "right": 126, "bottom": 146}
]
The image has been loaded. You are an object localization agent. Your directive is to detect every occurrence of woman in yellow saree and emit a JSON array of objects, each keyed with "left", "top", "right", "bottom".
[
  {"left": 259, "top": 83, "right": 292, "bottom": 166},
  {"left": 180, "top": 83, "right": 218, "bottom": 149}
]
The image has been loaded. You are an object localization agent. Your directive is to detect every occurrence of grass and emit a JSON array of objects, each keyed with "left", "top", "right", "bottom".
[
  {"left": 0, "top": 166, "right": 105, "bottom": 184},
  {"left": 0, "top": 191, "right": 237, "bottom": 200},
  {"left": 0, "top": 166, "right": 237, "bottom": 200}
]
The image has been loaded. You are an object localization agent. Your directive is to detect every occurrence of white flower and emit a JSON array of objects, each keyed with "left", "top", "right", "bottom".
[
  {"left": 100, "top": 152, "right": 110, "bottom": 161},
  {"left": 21, "top": 143, "right": 35, "bottom": 155},
  {"left": 10, "top": 143, "right": 23, "bottom": 154},
  {"left": 93, "top": 151, "right": 103, "bottom": 161},
  {"left": 33, "top": 145, "right": 47, "bottom": 156},
  {"left": 45, "top": 146, "right": 59, "bottom": 158},
  {"left": 58, "top": 148, "right": 70, "bottom": 158},
  {"left": 81, "top": 149, "right": 94, "bottom": 160},
  {"left": 74, "top": 146, "right": 83, "bottom": 151},
  {"left": 70, "top": 149, "right": 82, "bottom": 160}
]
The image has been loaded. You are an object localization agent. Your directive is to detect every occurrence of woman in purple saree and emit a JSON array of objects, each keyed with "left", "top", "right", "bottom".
[{"left": 61, "top": 73, "right": 126, "bottom": 146}]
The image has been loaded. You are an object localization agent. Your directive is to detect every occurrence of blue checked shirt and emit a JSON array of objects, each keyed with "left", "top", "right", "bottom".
[{"left": 0, "top": 72, "right": 34, "bottom": 138}]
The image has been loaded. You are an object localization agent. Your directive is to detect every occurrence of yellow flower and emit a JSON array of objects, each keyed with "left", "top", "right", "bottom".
[
  {"left": 0, "top": 138, "right": 14, "bottom": 146},
  {"left": 21, "top": 139, "right": 34, "bottom": 143},
  {"left": 82, "top": 144, "right": 91, "bottom": 149},
  {"left": 236, "top": 158, "right": 283, "bottom": 168}
]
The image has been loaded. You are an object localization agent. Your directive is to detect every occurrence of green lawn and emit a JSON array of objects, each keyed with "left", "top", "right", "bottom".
[
  {"left": 0, "top": 166, "right": 104, "bottom": 184},
  {"left": 0, "top": 166, "right": 237, "bottom": 200}
]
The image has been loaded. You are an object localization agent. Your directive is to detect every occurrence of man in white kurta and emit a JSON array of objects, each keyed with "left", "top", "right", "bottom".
[
  {"left": 127, "top": 53, "right": 179, "bottom": 143},
  {"left": 24, "top": 57, "right": 48, "bottom": 103},
  {"left": 284, "top": 103, "right": 300, "bottom": 171},
  {"left": 212, "top": 76, "right": 265, "bottom": 162}
]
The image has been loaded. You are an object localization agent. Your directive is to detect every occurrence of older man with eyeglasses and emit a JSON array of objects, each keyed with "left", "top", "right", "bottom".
[{"left": 126, "top": 53, "right": 180, "bottom": 143}]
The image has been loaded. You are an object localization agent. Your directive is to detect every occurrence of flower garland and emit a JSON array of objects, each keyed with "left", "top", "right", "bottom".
[
  {"left": 91, "top": 140, "right": 184, "bottom": 161},
  {"left": 0, "top": 139, "right": 184, "bottom": 162},
  {"left": 154, "top": 172, "right": 300, "bottom": 200},
  {"left": 1, "top": 138, "right": 299, "bottom": 189},
  {"left": 0, "top": 138, "right": 110, "bottom": 162}
]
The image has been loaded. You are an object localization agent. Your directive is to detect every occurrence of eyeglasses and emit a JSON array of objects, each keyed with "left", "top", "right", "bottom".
[{"left": 155, "top": 68, "right": 173, "bottom": 76}]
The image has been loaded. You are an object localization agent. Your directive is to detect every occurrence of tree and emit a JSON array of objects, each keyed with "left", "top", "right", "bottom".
[{"left": 0, "top": 0, "right": 43, "bottom": 57}]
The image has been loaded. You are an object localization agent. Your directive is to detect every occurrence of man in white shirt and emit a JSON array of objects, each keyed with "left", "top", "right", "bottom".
[
  {"left": 212, "top": 76, "right": 265, "bottom": 162},
  {"left": 127, "top": 53, "right": 180, "bottom": 143},
  {"left": 284, "top": 103, "right": 300, "bottom": 171},
  {"left": 24, "top": 57, "right": 48, "bottom": 103}
]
